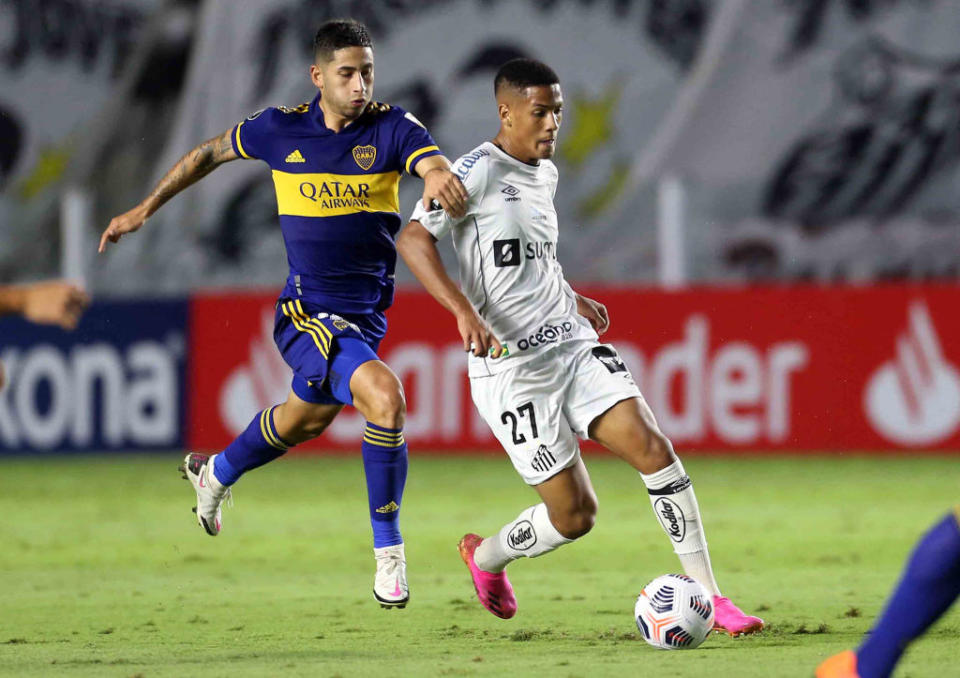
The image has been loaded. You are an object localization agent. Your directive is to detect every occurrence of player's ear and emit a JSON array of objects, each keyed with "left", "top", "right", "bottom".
[
  {"left": 498, "top": 102, "right": 511, "bottom": 127},
  {"left": 309, "top": 64, "right": 323, "bottom": 90}
]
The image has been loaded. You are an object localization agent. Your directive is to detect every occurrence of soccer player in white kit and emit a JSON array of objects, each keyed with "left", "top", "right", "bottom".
[{"left": 397, "top": 59, "right": 764, "bottom": 635}]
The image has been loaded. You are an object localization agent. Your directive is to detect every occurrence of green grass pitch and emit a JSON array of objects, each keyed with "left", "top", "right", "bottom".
[{"left": 1, "top": 453, "right": 957, "bottom": 677}]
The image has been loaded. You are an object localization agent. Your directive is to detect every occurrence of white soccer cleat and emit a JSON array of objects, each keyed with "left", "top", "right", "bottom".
[
  {"left": 373, "top": 543, "right": 409, "bottom": 609},
  {"left": 178, "top": 453, "right": 231, "bottom": 536}
]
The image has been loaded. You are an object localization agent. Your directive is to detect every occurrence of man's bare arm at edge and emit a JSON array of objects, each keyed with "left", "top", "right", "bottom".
[
  {"left": 0, "top": 281, "right": 89, "bottom": 329},
  {"left": 98, "top": 129, "right": 238, "bottom": 252}
]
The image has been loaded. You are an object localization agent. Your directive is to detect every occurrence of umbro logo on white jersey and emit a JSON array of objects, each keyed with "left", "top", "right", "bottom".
[{"left": 501, "top": 184, "right": 521, "bottom": 202}]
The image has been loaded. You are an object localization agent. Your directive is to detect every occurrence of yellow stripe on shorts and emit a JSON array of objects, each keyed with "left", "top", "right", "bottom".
[
  {"left": 282, "top": 302, "right": 328, "bottom": 357},
  {"left": 289, "top": 302, "right": 330, "bottom": 354},
  {"left": 294, "top": 301, "right": 333, "bottom": 353}
]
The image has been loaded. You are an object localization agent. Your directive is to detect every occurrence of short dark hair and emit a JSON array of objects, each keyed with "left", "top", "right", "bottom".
[
  {"left": 494, "top": 58, "right": 559, "bottom": 95},
  {"left": 313, "top": 19, "right": 373, "bottom": 62}
]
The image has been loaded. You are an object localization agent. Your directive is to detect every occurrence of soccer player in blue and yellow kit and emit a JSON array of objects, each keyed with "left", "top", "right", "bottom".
[{"left": 98, "top": 20, "right": 469, "bottom": 609}]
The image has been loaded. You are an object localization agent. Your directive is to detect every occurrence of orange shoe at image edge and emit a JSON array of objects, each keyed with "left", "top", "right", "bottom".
[{"left": 815, "top": 650, "right": 860, "bottom": 678}]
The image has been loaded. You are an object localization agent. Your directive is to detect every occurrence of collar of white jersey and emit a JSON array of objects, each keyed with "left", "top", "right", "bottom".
[{"left": 485, "top": 141, "right": 546, "bottom": 173}]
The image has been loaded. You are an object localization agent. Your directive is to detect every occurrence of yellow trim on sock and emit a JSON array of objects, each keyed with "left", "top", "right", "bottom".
[
  {"left": 259, "top": 407, "right": 286, "bottom": 451},
  {"left": 363, "top": 435, "right": 405, "bottom": 448},
  {"left": 363, "top": 428, "right": 404, "bottom": 443}
]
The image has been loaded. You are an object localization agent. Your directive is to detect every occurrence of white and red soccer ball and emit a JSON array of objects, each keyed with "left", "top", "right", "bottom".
[{"left": 635, "top": 574, "right": 714, "bottom": 650}]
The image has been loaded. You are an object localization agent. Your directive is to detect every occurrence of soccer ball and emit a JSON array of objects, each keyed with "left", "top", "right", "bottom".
[{"left": 634, "top": 574, "right": 714, "bottom": 650}]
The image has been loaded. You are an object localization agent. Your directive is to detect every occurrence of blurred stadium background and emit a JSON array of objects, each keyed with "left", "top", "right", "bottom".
[{"left": 1, "top": 1, "right": 959, "bottom": 676}]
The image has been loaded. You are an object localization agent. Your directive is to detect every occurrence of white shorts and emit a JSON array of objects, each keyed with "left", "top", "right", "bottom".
[{"left": 470, "top": 340, "right": 643, "bottom": 485}]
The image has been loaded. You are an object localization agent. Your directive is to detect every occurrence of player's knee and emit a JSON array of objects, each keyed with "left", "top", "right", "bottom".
[
  {"left": 352, "top": 363, "right": 407, "bottom": 428},
  {"left": 362, "top": 382, "right": 406, "bottom": 429},
  {"left": 617, "top": 429, "right": 675, "bottom": 475}
]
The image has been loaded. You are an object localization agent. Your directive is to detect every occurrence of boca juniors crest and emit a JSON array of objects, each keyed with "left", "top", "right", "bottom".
[{"left": 352, "top": 145, "right": 377, "bottom": 170}]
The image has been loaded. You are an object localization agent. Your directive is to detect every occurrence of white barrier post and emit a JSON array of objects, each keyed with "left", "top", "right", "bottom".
[
  {"left": 657, "top": 174, "right": 686, "bottom": 289},
  {"left": 60, "top": 186, "right": 92, "bottom": 286}
]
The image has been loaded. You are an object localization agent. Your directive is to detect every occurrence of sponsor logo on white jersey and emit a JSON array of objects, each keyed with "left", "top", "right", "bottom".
[
  {"left": 865, "top": 301, "right": 960, "bottom": 445},
  {"left": 516, "top": 321, "right": 574, "bottom": 352},
  {"left": 453, "top": 148, "right": 490, "bottom": 181},
  {"left": 493, "top": 238, "right": 521, "bottom": 267}
]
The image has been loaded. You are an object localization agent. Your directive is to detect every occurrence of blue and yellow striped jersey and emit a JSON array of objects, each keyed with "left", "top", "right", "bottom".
[{"left": 231, "top": 93, "right": 442, "bottom": 314}]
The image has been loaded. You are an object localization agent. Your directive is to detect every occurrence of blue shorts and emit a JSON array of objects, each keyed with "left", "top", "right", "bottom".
[{"left": 273, "top": 298, "right": 385, "bottom": 406}]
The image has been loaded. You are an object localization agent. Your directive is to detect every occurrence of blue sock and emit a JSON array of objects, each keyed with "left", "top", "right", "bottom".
[
  {"left": 857, "top": 511, "right": 960, "bottom": 678},
  {"left": 213, "top": 406, "right": 291, "bottom": 486},
  {"left": 361, "top": 422, "right": 407, "bottom": 548}
]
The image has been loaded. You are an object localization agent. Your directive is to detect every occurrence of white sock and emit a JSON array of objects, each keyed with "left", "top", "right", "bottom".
[
  {"left": 207, "top": 454, "right": 227, "bottom": 492},
  {"left": 640, "top": 460, "right": 721, "bottom": 596},
  {"left": 474, "top": 503, "right": 573, "bottom": 573}
]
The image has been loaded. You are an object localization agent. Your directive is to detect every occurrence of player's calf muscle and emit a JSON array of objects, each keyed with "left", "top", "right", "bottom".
[
  {"left": 536, "top": 464, "right": 598, "bottom": 539},
  {"left": 550, "top": 504, "right": 596, "bottom": 539},
  {"left": 273, "top": 401, "right": 339, "bottom": 444}
]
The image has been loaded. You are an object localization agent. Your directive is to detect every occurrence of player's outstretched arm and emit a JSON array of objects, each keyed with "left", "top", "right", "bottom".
[
  {"left": 397, "top": 220, "right": 503, "bottom": 358},
  {"left": 574, "top": 291, "right": 610, "bottom": 335},
  {"left": 412, "top": 155, "right": 469, "bottom": 219},
  {"left": 0, "top": 281, "right": 89, "bottom": 329},
  {"left": 98, "top": 128, "right": 239, "bottom": 252}
]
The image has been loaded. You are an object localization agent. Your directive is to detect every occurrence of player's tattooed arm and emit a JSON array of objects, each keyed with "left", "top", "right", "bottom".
[
  {"left": 397, "top": 220, "right": 503, "bottom": 358},
  {"left": 98, "top": 129, "right": 238, "bottom": 252},
  {"left": 149, "top": 130, "right": 238, "bottom": 209},
  {"left": 575, "top": 292, "right": 610, "bottom": 335}
]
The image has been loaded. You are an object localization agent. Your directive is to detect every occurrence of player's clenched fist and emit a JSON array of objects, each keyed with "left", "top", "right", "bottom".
[
  {"left": 576, "top": 293, "right": 610, "bottom": 335},
  {"left": 98, "top": 204, "right": 150, "bottom": 252}
]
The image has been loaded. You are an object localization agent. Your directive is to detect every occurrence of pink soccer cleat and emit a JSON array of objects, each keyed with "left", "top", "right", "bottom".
[
  {"left": 712, "top": 595, "right": 765, "bottom": 636},
  {"left": 458, "top": 534, "right": 517, "bottom": 619}
]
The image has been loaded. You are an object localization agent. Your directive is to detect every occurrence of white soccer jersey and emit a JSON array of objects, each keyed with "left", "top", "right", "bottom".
[{"left": 409, "top": 141, "right": 597, "bottom": 377}]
